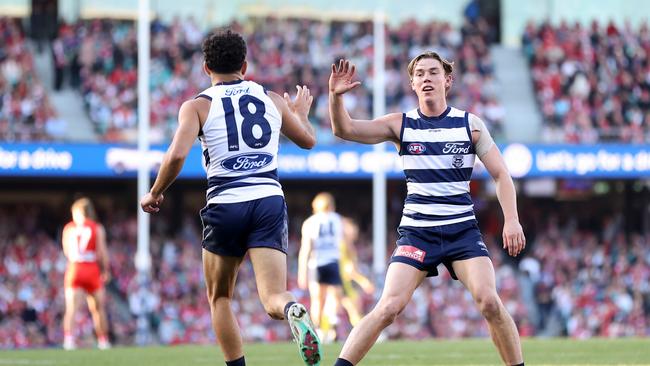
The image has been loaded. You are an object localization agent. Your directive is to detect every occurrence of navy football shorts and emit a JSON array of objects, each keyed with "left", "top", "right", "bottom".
[
  {"left": 316, "top": 262, "right": 342, "bottom": 285},
  {"left": 390, "top": 219, "right": 489, "bottom": 279},
  {"left": 200, "top": 195, "right": 288, "bottom": 257}
]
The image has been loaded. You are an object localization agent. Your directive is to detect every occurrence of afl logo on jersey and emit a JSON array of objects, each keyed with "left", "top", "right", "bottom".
[
  {"left": 221, "top": 153, "right": 273, "bottom": 172},
  {"left": 407, "top": 143, "right": 426, "bottom": 154}
]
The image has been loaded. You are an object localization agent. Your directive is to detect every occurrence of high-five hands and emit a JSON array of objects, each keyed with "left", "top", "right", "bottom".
[
  {"left": 284, "top": 85, "right": 313, "bottom": 119},
  {"left": 329, "top": 59, "right": 362, "bottom": 95}
]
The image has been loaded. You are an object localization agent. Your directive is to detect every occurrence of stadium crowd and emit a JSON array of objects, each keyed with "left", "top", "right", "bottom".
[
  {"left": 9, "top": 15, "right": 650, "bottom": 145},
  {"left": 0, "top": 196, "right": 648, "bottom": 348},
  {"left": 46, "top": 15, "right": 503, "bottom": 143},
  {"left": 522, "top": 20, "right": 650, "bottom": 143},
  {"left": 2, "top": 10, "right": 650, "bottom": 350},
  {"left": 0, "top": 18, "right": 65, "bottom": 142}
]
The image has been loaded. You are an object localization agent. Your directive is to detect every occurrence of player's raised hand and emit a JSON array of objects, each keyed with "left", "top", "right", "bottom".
[
  {"left": 329, "top": 59, "right": 361, "bottom": 95},
  {"left": 140, "top": 192, "right": 164, "bottom": 213},
  {"left": 284, "top": 85, "right": 313, "bottom": 119},
  {"left": 502, "top": 219, "right": 526, "bottom": 257}
]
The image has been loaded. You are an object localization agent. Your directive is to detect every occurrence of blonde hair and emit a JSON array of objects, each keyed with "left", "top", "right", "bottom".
[
  {"left": 71, "top": 197, "right": 97, "bottom": 221},
  {"left": 312, "top": 192, "right": 335, "bottom": 213},
  {"left": 407, "top": 51, "right": 454, "bottom": 95},
  {"left": 407, "top": 51, "right": 454, "bottom": 79}
]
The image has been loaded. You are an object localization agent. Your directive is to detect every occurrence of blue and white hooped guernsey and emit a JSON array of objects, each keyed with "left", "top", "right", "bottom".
[
  {"left": 399, "top": 106, "right": 476, "bottom": 227},
  {"left": 197, "top": 80, "right": 283, "bottom": 204}
]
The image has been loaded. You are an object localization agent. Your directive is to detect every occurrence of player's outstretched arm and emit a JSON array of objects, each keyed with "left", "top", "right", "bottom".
[
  {"left": 480, "top": 145, "right": 526, "bottom": 257},
  {"left": 329, "top": 59, "right": 401, "bottom": 144},
  {"left": 141, "top": 99, "right": 202, "bottom": 213},
  {"left": 270, "top": 86, "right": 316, "bottom": 149}
]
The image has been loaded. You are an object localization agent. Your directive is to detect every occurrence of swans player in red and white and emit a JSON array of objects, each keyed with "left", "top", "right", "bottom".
[{"left": 61, "top": 197, "right": 111, "bottom": 350}]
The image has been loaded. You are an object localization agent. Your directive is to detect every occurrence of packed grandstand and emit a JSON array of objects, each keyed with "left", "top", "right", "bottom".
[{"left": 1, "top": 2, "right": 649, "bottom": 350}]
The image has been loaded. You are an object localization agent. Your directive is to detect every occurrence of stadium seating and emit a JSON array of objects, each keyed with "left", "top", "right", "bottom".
[
  {"left": 0, "top": 18, "right": 63, "bottom": 142},
  {"left": 522, "top": 20, "right": 650, "bottom": 143},
  {"left": 1, "top": 200, "right": 648, "bottom": 348},
  {"left": 52, "top": 16, "right": 502, "bottom": 143},
  {"left": 3, "top": 12, "right": 649, "bottom": 351}
]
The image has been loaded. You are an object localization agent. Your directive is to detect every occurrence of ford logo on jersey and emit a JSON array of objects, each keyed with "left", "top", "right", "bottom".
[
  {"left": 221, "top": 153, "right": 273, "bottom": 172},
  {"left": 407, "top": 143, "right": 426, "bottom": 154},
  {"left": 442, "top": 142, "right": 470, "bottom": 154}
]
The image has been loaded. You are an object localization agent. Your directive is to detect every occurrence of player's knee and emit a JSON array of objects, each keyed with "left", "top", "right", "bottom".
[
  {"left": 258, "top": 293, "right": 284, "bottom": 319},
  {"left": 374, "top": 300, "right": 403, "bottom": 326},
  {"left": 257, "top": 292, "right": 273, "bottom": 309},
  {"left": 476, "top": 293, "right": 501, "bottom": 320},
  {"left": 206, "top": 289, "right": 231, "bottom": 307},
  {"left": 261, "top": 302, "right": 277, "bottom": 319}
]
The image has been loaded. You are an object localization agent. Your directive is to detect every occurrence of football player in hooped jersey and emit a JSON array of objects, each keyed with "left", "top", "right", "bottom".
[
  {"left": 328, "top": 54, "right": 526, "bottom": 366},
  {"left": 140, "top": 30, "right": 322, "bottom": 366},
  {"left": 61, "top": 197, "right": 111, "bottom": 350}
]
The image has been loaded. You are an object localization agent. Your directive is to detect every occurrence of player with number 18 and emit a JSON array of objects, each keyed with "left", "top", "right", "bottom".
[{"left": 140, "top": 29, "right": 322, "bottom": 366}]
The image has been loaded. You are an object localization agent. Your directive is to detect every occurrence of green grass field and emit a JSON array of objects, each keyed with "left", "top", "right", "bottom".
[{"left": 1, "top": 338, "right": 649, "bottom": 365}]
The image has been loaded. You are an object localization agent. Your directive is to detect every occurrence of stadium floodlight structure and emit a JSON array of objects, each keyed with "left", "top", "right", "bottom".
[
  {"left": 136, "top": 0, "right": 152, "bottom": 277},
  {"left": 372, "top": 10, "right": 387, "bottom": 280}
]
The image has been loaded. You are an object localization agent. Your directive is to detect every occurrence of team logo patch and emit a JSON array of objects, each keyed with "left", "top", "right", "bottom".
[
  {"left": 407, "top": 143, "right": 426, "bottom": 154},
  {"left": 477, "top": 240, "right": 488, "bottom": 252},
  {"left": 221, "top": 152, "right": 273, "bottom": 172},
  {"left": 393, "top": 245, "right": 426, "bottom": 263},
  {"left": 452, "top": 154, "right": 465, "bottom": 168}
]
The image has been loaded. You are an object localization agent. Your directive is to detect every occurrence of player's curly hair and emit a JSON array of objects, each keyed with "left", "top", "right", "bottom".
[{"left": 202, "top": 29, "right": 247, "bottom": 74}]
